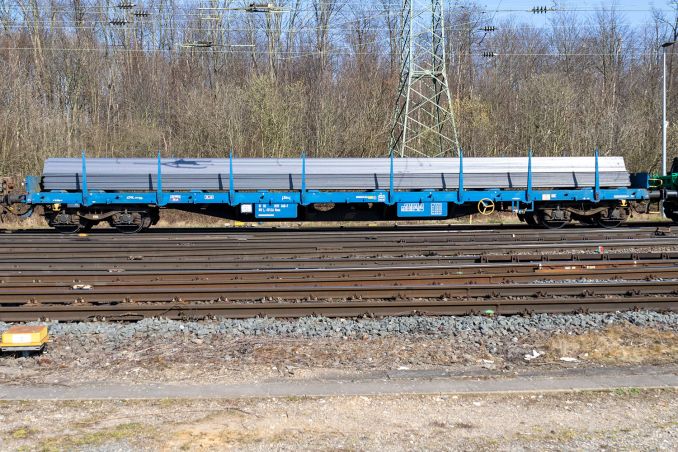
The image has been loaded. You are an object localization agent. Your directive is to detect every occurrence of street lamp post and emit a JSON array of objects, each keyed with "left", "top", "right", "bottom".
[{"left": 662, "top": 41, "right": 675, "bottom": 177}]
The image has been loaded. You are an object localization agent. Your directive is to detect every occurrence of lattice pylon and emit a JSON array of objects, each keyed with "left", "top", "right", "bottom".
[{"left": 388, "top": 0, "right": 460, "bottom": 157}]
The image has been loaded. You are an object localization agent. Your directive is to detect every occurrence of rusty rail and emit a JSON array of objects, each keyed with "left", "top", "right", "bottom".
[
  {"left": 1, "top": 225, "right": 677, "bottom": 321},
  {"left": 0, "top": 296, "right": 675, "bottom": 322}
]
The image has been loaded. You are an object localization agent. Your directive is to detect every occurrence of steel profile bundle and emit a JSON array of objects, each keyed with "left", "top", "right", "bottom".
[{"left": 41, "top": 156, "right": 631, "bottom": 192}]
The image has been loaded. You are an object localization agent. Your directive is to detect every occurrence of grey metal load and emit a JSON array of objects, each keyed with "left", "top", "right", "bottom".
[{"left": 41, "top": 156, "right": 631, "bottom": 191}]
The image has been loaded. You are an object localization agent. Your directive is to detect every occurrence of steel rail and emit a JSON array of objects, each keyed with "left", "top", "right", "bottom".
[
  {"left": 0, "top": 296, "right": 675, "bottom": 322},
  {"left": 3, "top": 264, "right": 678, "bottom": 288},
  {"left": 2, "top": 280, "right": 678, "bottom": 305},
  {"left": 0, "top": 229, "right": 675, "bottom": 245},
  {"left": 1, "top": 252, "right": 677, "bottom": 272},
  {"left": 2, "top": 239, "right": 678, "bottom": 264},
  {"left": 0, "top": 221, "right": 671, "bottom": 237},
  {"left": 1, "top": 258, "right": 675, "bottom": 283},
  {"left": 0, "top": 227, "right": 672, "bottom": 244},
  {"left": 0, "top": 226, "right": 673, "bottom": 250}
]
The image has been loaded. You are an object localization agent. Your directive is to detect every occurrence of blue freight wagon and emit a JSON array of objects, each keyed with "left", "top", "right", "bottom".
[{"left": 0, "top": 150, "right": 666, "bottom": 233}]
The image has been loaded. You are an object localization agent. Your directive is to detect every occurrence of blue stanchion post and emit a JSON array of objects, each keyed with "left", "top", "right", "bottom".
[
  {"left": 594, "top": 148, "right": 600, "bottom": 201},
  {"left": 458, "top": 148, "right": 464, "bottom": 203},
  {"left": 229, "top": 149, "right": 235, "bottom": 205},
  {"left": 526, "top": 149, "right": 533, "bottom": 202},
  {"left": 81, "top": 150, "right": 88, "bottom": 206},
  {"left": 301, "top": 151, "right": 306, "bottom": 205},
  {"left": 389, "top": 150, "right": 394, "bottom": 204},
  {"left": 156, "top": 151, "right": 164, "bottom": 206}
]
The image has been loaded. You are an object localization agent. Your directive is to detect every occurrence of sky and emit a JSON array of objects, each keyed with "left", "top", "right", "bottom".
[{"left": 476, "top": 0, "right": 674, "bottom": 28}]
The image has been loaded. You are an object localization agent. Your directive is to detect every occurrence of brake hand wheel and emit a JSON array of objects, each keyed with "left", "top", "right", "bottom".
[{"left": 477, "top": 198, "right": 495, "bottom": 216}]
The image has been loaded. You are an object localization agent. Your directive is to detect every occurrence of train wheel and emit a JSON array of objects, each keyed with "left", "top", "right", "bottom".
[
  {"left": 596, "top": 217, "right": 622, "bottom": 228},
  {"left": 577, "top": 216, "right": 595, "bottom": 226},
  {"left": 54, "top": 224, "right": 83, "bottom": 234},
  {"left": 537, "top": 212, "right": 568, "bottom": 229},
  {"left": 536, "top": 209, "right": 570, "bottom": 229},
  {"left": 663, "top": 205, "right": 678, "bottom": 223},
  {"left": 49, "top": 210, "right": 88, "bottom": 234},
  {"left": 540, "top": 218, "right": 568, "bottom": 229},
  {"left": 111, "top": 211, "right": 150, "bottom": 234},
  {"left": 115, "top": 222, "right": 143, "bottom": 234},
  {"left": 524, "top": 213, "right": 538, "bottom": 226},
  {"left": 80, "top": 220, "right": 98, "bottom": 232},
  {"left": 140, "top": 215, "right": 153, "bottom": 231}
]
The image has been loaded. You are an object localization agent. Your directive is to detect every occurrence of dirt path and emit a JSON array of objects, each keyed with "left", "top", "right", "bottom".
[{"left": 1, "top": 364, "right": 676, "bottom": 400}]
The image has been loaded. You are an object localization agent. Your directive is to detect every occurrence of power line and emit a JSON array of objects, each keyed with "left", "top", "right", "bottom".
[
  {"left": 0, "top": 17, "right": 668, "bottom": 33},
  {"left": 0, "top": 45, "right": 672, "bottom": 58},
  {"left": 3, "top": 2, "right": 676, "bottom": 15}
]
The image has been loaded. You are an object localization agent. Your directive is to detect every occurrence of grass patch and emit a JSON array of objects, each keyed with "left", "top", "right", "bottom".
[
  {"left": 454, "top": 421, "right": 476, "bottom": 429},
  {"left": 613, "top": 387, "right": 643, "bottom": 397},
  {"left": 546, "top": 325, "right": 678, "bottom": 364},
  {"left": 39, "top": 422, "right": 151, "bottom": 450},
  {"left": 9, "top": 426, "right": 37, "bottom": 439},
  {"left": 70, "top": 423, "right": 146, "bottom": 446}
]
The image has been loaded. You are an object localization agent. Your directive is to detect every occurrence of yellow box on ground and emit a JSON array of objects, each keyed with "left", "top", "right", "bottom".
[{"left": 0, "top": 325, "right": 49, "bottom": 351}]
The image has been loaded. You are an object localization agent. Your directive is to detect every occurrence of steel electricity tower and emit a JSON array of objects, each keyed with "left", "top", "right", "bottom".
[{"left": 389, "top": 0, "right": 460, "bottom": 157}]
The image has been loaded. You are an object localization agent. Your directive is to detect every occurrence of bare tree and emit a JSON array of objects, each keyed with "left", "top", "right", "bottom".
[{"left": 0, "top": 0, "right": 676, "bottom": 178}]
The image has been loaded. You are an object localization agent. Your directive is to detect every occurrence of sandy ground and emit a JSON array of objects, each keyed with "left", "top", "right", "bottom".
[
  {"left": 0, "top": 389, "right": 675, "bottom": 450},
  {"left": 0, "top": 324, "right": 676, "bottom": 387},
  {"left": 0, "top": 323, "right": 676, "bottom": 450}
]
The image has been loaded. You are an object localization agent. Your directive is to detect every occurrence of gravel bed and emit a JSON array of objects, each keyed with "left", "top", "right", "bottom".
[
  {"left": 2, "top": 311, "right": 675, "bottom": 341},
  {"left": 1, "top": 310, "right": 675, "bottom": 388}
]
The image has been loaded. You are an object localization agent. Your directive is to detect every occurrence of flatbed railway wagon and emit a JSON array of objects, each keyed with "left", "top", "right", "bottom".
[{"left": 1, "top": 150, "right": 676, "bottom": 233}]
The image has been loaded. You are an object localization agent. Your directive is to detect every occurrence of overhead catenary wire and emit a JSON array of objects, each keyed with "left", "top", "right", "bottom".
[
  {"left": 0, "top": 44, "right": 673, "bottom": 58},
  {"left": 0, "top": 22, "right": 666, "bottom": 49},
  {"left": 0, "top": 6, "right": 670, "bottom": 37},
  {"left": 0, "top": 1, "right": 675, "bottom": 61},
  {"left": 3, "top": 2, "right": 675, "bottom": 18}
]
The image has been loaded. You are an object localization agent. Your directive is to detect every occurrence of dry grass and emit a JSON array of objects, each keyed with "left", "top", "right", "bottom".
[
  {"left": 37, "top": 422, "right": 151, "bottom": 450},
  {"left": 153, "top": 209, "right": 522, "bottom": 229},
  {"left": 545, "top": 325, "right": 678, "bottom": 364},
  {"left": 0, "top": 213, "right": 46, "bottom": 230}
]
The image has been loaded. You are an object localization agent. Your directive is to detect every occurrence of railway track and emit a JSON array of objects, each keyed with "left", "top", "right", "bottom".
[
  {"left": 1, "top": 296, "right": 675, "bottom": 321},
  {"left": 1, "top": 224, "right": 677, "bottom": 321}
]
